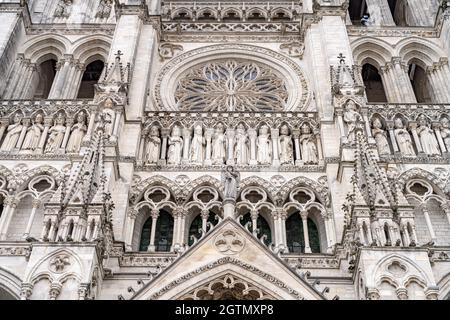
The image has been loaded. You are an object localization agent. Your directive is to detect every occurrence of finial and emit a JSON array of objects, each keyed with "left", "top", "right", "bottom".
[{"left": 338, "top": 53, "right": 346, "bottom": 64}]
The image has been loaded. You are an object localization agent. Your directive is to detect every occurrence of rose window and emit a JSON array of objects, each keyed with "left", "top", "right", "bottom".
[{"left": 174, "top": 60, "right": 288, "bottom": 112}]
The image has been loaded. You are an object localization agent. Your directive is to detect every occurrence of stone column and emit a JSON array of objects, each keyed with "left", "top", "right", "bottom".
[
  {"left": 386, "top": 121, "right": 400, "bottom": 153},
  {"left": 204, "top": 128, "right": 214, "bottom": 166},
  {"left": 23, "top": 199, "right": 41, "bottom": 239},
  {"left": 315, "top": 129, "right": 324, "bottom": 164},
  {"left": 12, "top": 60, "right": 32, "bottom": 99},
  {"left": 137, "top": 133, "right": 147, "bottom": 165},
  {"left": 433, "top": 122, "right": 447, "bottom": 154},
  {"left": 110, "top": 110, "right": 122, "bottom": 143},
  {"left": 409, "top": 122, "right": 424, "bottom": 155},
  {"left": 48, "top": 55, "right": 74, "bottom": 99},
  {"left": 15, "top": 118, "right": 29, "bottom": 151},
  {"left": 420, "top": 204, "right": 437, "bottom": 242},
  {"left": 250, "top": 209, "right": 258, "bottom": 237},
  {"left": 300, "top": 211, "right": 311, "bottom": 253},
  {"left": 158, "top": 128, "right": 170, "bottom": 165},
  {"left": 380, "top": 66, "right": 400, "bottom": 102},
  {"left": 292, "top": 129, "right": 302, "bottom": 165},
  {"left": 271, "top": 128, "right": 280, "bottom": 167},
  {"left": 36, "top": 118, "right": 52, "bottom": 154},
  {"left": 181, "top": 127, "right": 191, "bottom": 164},
  {"left": 82, "top": 110, "right": 97, "bottom": 143},
  {"left": 365, "top": 0, "right": 396, "bottom": 26},
  {"left": 336, "top": 109, "right": 346, "bottom": 141},
  {"left": 248, "top": 128, "right": 258, "bottom": 165},
  {"left": 391, "top": 58, "right": 417, "bottom": 103},
  {"left": 201, "top": 209, "right": 210, "bottom": 233},
  {"left": 148, "top": 209, "right": 159, "bottom": 252},
  {"left": 19, "top": 63, "right": 38, "bottom": 99},
  {"left": 401, "top": 223, "right": 411, "bottom": 246},
  {"left": 0, "top": 120, "right": 9, "bottom": 143},
  {"left": 441, "top": 201, "right": 450, "bottom": 226},
  {"left": 59, "top": 119, "right": 74, "bottom": 153},
  {"left": 0, "top": 197, "right": 18, "bottom": 240},
  {"left": 3, "top": 56, "right": 26, "bottom": 99},
  {"left": 225, "top": 128, "right": 235, "bottom": 165}
]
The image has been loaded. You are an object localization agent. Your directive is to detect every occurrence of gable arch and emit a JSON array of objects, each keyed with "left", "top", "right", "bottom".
[
  {"left": 371, "top": 254, "right": 433, "bottom": 289},
  {"left": 0, "top": 266, "right": 22, "bottom": 299},
  {"left": 351, "top": 37, "right": 394, "bottom": 69},
  {"left": 71, "top": 36, "right": 112, "bottom": 65},
  {"left": 11, "top": 166, "right": 60, "bottom": 193},
  {"left": 25, "top": 248, "right": 85, "bottom": 284},
  {"left": 22, "top": 35, "right": 69, "bottom": 64},
  {"left": 397, "top": 168, "right": 447, "bottom": 196},
  {"left": 130, "top": 175, "right": 179, "bottom": 204}
]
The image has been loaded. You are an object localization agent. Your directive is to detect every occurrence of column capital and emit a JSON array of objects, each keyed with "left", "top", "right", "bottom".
[
  {"left": 366, "top": 288, "right": 380, "bottom": 300},
  {"left": 396, "top": 287, "right": 408, "bottom": 300},
  {"left": 150, "top": 209, "right": 160, "bottom": 219}
]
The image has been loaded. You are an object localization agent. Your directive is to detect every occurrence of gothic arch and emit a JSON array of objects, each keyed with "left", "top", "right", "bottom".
[
  {"left": 351, "top": 37, "right": 394, "bottom": 69},
  {"left": 397, "top": 168, "right": 446, "bottom": 196},
  {"left": 130, "top": 175, "right": 179, "bottom": 204},
  {"left": 11, "top": 166, "right": 60, "bottom": 193},
  {"left": 371, "top": 254, "right": 432, "bottom": 289},
  {"left": 184, "top": 176, "right": 223, "bottom": 201},
  {"left": 279, "top": 176, "right": 329, "bottom": 206},
  {"left": 138, "top": 257, "right": 308, "bottom": 300},
  {"left": 395, "top": 37, "right": 446, "bottom": 67},
  {"left": 22, "top": 35, "right": 68, "bottom": 64},
  {"left": 25, "top": 248, "right": 85, "bottom": 284},
  {"left": 239, "top": 176, "right": 276, "bottom": 203},
  {"left": 0, "top": 266, "right": 21, "bottom": 299},
  {"left": 72, "top": 36, "right": 112, "bottom": 65}
]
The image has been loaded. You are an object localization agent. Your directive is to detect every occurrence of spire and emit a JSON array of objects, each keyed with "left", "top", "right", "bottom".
[{"left": 353, "top": 125, "right": 396, "bottom": 210}]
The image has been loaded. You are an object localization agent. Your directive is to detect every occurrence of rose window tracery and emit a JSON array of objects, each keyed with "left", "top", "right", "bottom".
[{"left": 174, "top": 60, "right": 288, "bottom": 112}]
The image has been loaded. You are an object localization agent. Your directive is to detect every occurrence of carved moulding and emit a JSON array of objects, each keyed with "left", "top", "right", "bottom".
[
  {"left": 153, "top": 44, "right": 311, "bottom": 112},
  {"left": 146, "top": 257, "right": 304, "bottom": 300}
]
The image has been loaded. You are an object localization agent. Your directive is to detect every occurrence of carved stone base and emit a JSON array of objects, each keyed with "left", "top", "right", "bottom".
[{"left": 223, "top": 199, "right": 236, "bottom": 219}]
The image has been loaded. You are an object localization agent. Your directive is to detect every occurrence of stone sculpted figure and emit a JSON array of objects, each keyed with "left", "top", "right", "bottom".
[
  {"left": 440, "top": 117, "right": 450, "bottom": 151},
  {"left": 417, "top": 115, "right": 440, "bottom": 155},
  {"left": 371, "top": 118, "right": 391, "bottom": 156},
  {"left": 211, "top": 123, "right": 226, "bottom": 165},
  {"left": 0, "top": 113, "right": 24, "bottom": 152},
  {"left": 343, "top": 100, "right": 362, "bottom": 143},
  {"left": 54, "top": 0, "right": 73, "bottom": 18},
  {"left": 145, "top": 126, "right": 161, "bottom": 164},
  {"left": 190, "top": 125, "right": 205, "bottom": 164},
  {"left": 257, "top": 125, "right": 272, "bottom": 165},
  {"left": 222, "top": 165, "right": 240, "bottom": 200},
  {"left": 393, "top": 118, "right": 415, "bottom": 156},
  {"left": 22, "top": 114, "right": 44, "bottom": 151},
  {"left": 45, "top": 113, "right": 66, "bottom": 154},
  {"left": 66, "top": 112, "right": 87, "bottom": 153},
  {"left": 279, "top": 124, "right": 294, "bottom": 165},
  {"left": 300, "top": 123, "right": 318, "bottom": 164},
  {"left": 95, "top": 0, "right": 113, "bottom": 19},
  {"left": 234, "top": 123, "right": 249, "bottom": 165},
  {"left": 167, "top": 125, "right": 183, "bottom": 165}
]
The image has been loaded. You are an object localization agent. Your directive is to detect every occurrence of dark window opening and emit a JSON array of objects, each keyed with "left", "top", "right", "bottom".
[
  {"left": 362, "top": 64, "right": 388, "bottom": 103},
  {"left": 77, "top": 60, "right": 104, "bottom": 99},
  {"left": 286, "top": 213, "right": 320, "bottom": 253},
  {"left": 240, "top": 213, "right": 272, "bottom": 245},
  {"left": 155, "top": 211, "right": 173, "bottom": 252},
  {"left": 348, "top": 0, "right": 369, "bottom": 25},
  {"left": 409, "top": 64, "right": 432, "bottom": 103},
  {"left": 33, "top": 59, "right": 57, "bottom": 99}
]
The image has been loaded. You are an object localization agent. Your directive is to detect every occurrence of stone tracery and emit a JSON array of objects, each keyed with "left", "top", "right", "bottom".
[{"left": 175, "top": 60, "right": 288, "bottom": 112}]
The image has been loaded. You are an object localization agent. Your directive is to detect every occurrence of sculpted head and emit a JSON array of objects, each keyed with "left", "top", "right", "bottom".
[
  {"left": 194, "top": 124, "right": 202, "bottom": 135},
  {"left": 418, "top": 115, "right": 428, "bottom": 127},
  {"left": 441, "top": 117, "right": 449, "bottom": 129},
  {"left": 56, "top": 113, "right": 65, "bottom": 125},
  {"left": 35, "top": 113, "right": 44, "bottom": 124},
  {"left": 301, "top": 123, "right": 311, "bottom": 134},
  {"left": 259, "top": 124, "right": 269, "bottom": 135},
  {"left": 171, "top": 125, "right": 181, "bottom": 136},
  {"left": 280, "top": 124, "right": 290, "bottom": 135},
  {"left": 394, "top": 117, "right": 404, "bottom": 129},
  {"left": 77, "top": 112, "right": 86, "bottom": 124},
  {"left": 237, "top": 123, "right": 246, "bottom": 132},
  {"left": 216, "top": 123, "right": 224, "bottom": 134},
  {"left": 150, "top": 126, "right": 159, "bottom": 136},
  {"left": 372, "top": 118, "right": 383, "bottom": 129},
  {"left": 345, "top": 100, "right": 357, "bottom": 112},
  {"left": 104, "top": 98, "right": 114, "bottom": 109},
  {"left": 13, "top": 113, "right": 22, "bottom": 124}
]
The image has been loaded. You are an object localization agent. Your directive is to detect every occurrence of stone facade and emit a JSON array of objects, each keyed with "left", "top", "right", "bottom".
[{"left": 0, "top": 0, "right": 449, "bottom": 300}]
